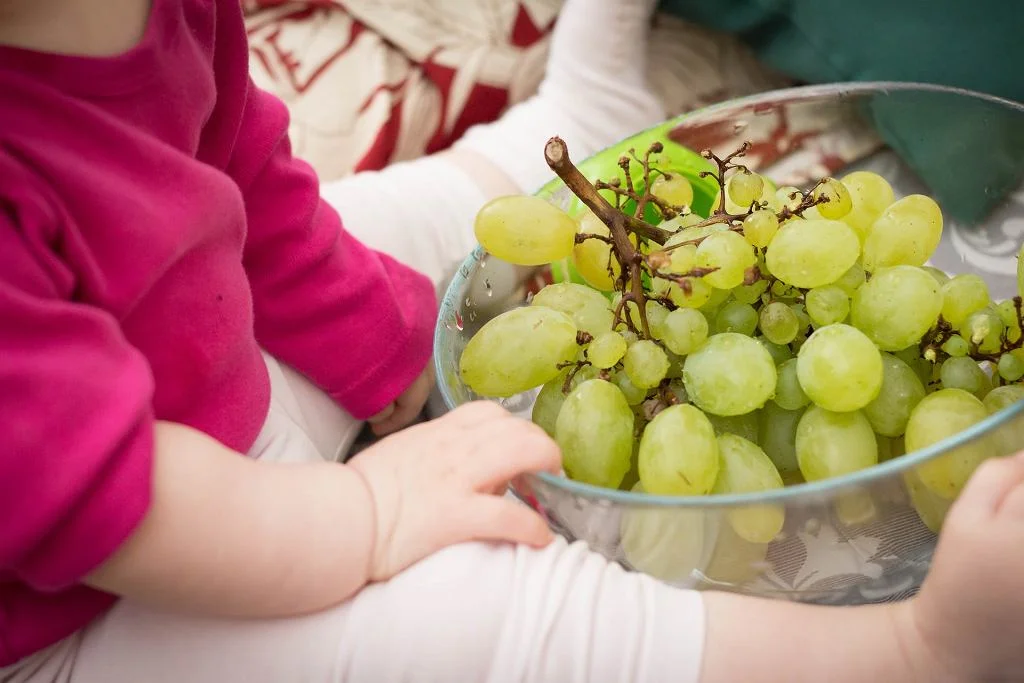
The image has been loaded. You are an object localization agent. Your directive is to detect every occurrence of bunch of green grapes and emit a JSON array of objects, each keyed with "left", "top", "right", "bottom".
[{"left": 460, "top": 137, "right": 1024, "bottom": 547}]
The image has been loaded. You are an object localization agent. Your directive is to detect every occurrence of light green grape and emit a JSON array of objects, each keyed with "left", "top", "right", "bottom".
[
  {"left": 833, "top": 263, "right": 866, "bottom": 296},
  {"left": 812, "top": 178, "right": 853, "bottom": 219},
  {"left": 894, "top": 345, "right": 934, "bottom": 386},
  {"left": 713, "top": 434, "right": 785, "bottom": 543},
  {"left": 839, "top": 171, "right": 895, "bottom": 243},
  {"left": 805, "top": 286, "right": 850, "bottom": 327},
  {"left": 475, "top": 194, "right": 576, "bottom": 265},
  {"left": 650, "top": 172, "right": 695, "bottom": 210},
  {"left": 461, "top": 306, "right": 577, "bottom": 396},
  {"left": 795, "top": 406, "right": 878, "bottom": 482},
  {"left": 983, "top": 384, "right": 1024, "bottom": 413},
  {"left": 715, "top": 301, "right": 759, "bottom": 336},
  {"left": 759, "top": 403, "right": 804, "bottom": 476},
  {"left": 699, "top": 286, "right": 733, "bottom": 315},
  {"left": 789, "top": 304, "right": 812, "bottom": 337},
  {"left": 851, "top": 266, "right": 943, "bottom": 351},
  {"left": 863, "top": 353, "right": 926, "bottom": 437},
  {"left": 742, "top": 209, "right": 779, "bottom": 248},
  {"left": 796, "top": 324, "right": 883, "bottom": 412},
  {"left": 631, "top": 300, "right": 670, "bottom": 340},
  {"left": 555, "top": 379, "right": 635, "bottom": 489},
  {"left": 623, "top": 339, "right": 670, "bottom": 389},
  {"left": 941, "top": 335, "right": 969, "bottom": 357},
  {"left": 922, "top": 266, "right": 950, "bottom": 286},
  {"left": 613, "top": 371, "right": 648, "bottom": 405},
  {"left": 775, "top": 186, "right": 803, "bottom": 212},
  {"left": 756, "top": 336, "right": 793, "bottom": 365},
  {"left": 765, "top": 219, "right": 860, "bottom": 288},
  {"left": 587, "top": 331, "right": 627, "bottom": 369},
  {"left": 862, "top": 195, "right": 943, "bottom": 271},
  {"left": 940, "top": 274, "right": 990, "bottom": 328},
  {"left": 995, "top": 300, "right": 1023, "bottom": 343},
  {"left": 904, "top": 468, "right": 953, "bottom": 533},
  {"left": 661, "top": 307, "right": 709, "bottom": 355},
  {"left": 774, "top": 358, "right": 810, "bottom": 410},
  {"left": 960, "top": 309, "right": 1003, "bottom": 353},
  {"left": 706, "top": 411, "right": 760, "bottom": 444},
  {"left": 696, "top": 231, "right": 757, "bottom": 290},
  {"left": 998, "top": 353, "right": 1024, "bottom": 382},
  {"left": 666, "top": 243, "right": 698, "bottom": 275},
  {"left": 638, "top": 403, "right": 720, "bottom": 495},
  {"left": 620, "top": 482, "right": 706, "bottom": 582},
  {"left": 531, "top": 376, "right": 567, "bottom": 436},
  {"left": 759, "top": 301, "right": 801, "bottom": 345},
  {"left": 572, "top": 212, "right": 619, "bottom": 291},
  {"left": 652, "top": 274, "right": 713, "bottom": 310},
  {"left": 683, "top": 332, "right": 777, "bottom": 416},
  {"left": 940, "top": 356, "right": 987, "bottom": 395},
  {"left": 733, "top": 279, "right": 770, "bottom": 305},
  {"left": 906, "top": 388, "right": 991, "bottom": 499},
  {"left": 531, "top": 282, "right": 614, "bottom": 335},
  {"left": 727, "top": 171, "right": 766, "bottom": 208}
]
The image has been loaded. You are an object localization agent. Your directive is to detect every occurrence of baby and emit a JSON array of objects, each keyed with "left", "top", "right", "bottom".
[{"left": 0, "top": 0, "right": 1022, "bottom": 682}]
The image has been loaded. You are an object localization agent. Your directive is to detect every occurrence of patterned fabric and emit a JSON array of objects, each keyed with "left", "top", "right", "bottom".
[{"left": 243, "top": 1, "right": 791, "bottom": 181}]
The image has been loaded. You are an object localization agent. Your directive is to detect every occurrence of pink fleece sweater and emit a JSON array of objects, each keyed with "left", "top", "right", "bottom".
[{"left": 0, "top": 0, "right": 436, "bottom": 665}]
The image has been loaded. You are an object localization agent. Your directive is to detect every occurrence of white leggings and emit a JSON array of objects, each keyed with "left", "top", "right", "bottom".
[{"left": 4, "top": 355, "right": 706, "bottom": 683}]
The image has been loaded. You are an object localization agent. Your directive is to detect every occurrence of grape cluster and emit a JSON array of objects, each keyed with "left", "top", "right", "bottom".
[{"left": 461, "top": 136, "right": 1024, "bottom": 540}]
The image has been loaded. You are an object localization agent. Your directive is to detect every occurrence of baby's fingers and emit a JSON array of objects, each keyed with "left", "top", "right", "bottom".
[
  {"left": 463, "top": 495, "right": 554, "bottom": 548},
  {"left": 954, "top": 452, "right": 1024, "bottom": 521},
  {"left": 469, "top": 424, "right": 562, "bottom": 491}
]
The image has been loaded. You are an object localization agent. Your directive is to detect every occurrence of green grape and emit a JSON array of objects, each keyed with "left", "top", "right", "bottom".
[
  {"left": 683, "top": 332, "right": 777, "bottom": 416},
  {"left": 645, "top": 301, "right": 671, "bottom": 340},
  {"left": 727, "top": 171, "right": 766, "bottom": 208},
  {"left": 862, "top": 195, "right": 943, "bottom": 271},
  {"left": 666, "top": 243, "right": 698, "bottom": 275},
  {"left": 572, "top": 212, "right": 619, "bottom": 291},
  {"left": 619, "top": 441, "right": 641, "bottom": 491},
  {"left": 759, "top": 301, "right": 800, "bottom": 345},
  {"left": 661, "top": 307, "right": 709, "bottom": 356},
  {"left": 894, "top": 345, "right": 934, "bottom": 386},
  {"left": 789, "top": 304, "right": 811, "bottom": 337},
  {"left": 851, "top": 266, "right": 943, "bottom": 351},
  {"left": 638, "top": 403, "right": 720, "bottom": 495},
  {"left": 652, "top": 274, "right": 713, "bottom": 310},
  {"left": 838, "top": 171, "right": 895, "bottom": 243},
  {"left": 995, "top": 300, "right": 1023, "bottom": 343},
  {"left": 623, "top": 339, "right": 670, "bottom": 389},
  {"left": 555, "top": 379, "right": 635, "bottom": 489},
  {"left": 903, "top": 469, "right": 952, "bottom": 533},
  {"left": 613, "top": 371, "right": 648, "bottom": 405},
  {"left": 475, "top": 194, "right": 576, "bottom": 265},
  {"left": 877, "top": 435, "right": 905, "bottom": 462},
  {"left": 650, "top": 172, "right": 695, "bottom": 210},
  {"left": 659, "top": 212, "right": 705, "bottom": 233},
  {"left": 531, "top": 376, "right": 567, "bottom": 436},
  {"left": 775, "top": 186, "right": 803, "bottom": 212},
  {"left": 699, "top": 286, "right": 732, "bottom": 315},
  {"left": 941, "top": 335, "right": 969, "bottom": 357},
  {"left": 461, "top": 306, "right": 577, "bottom": 396},
  {"left": 765, "top": 219, "right": 860, "bottom": 288},
  {"left": 833, "top": 263, "right": 866, "bottom": 296},
  {"left": 758, "top": 403, "right": 804, "bottom": 476},
  {"left": 998, "top": 353, "right": 1024, "bottom": 382},
  {"left": 620, "top": 483, "right": 706, "bottom": 582},
  {"left": 940, "top": 274, "right": 990, "bottom": 328},
  {"left": 922, "top": 266, "right": 950, "bottom": 287},
  {"left": 960, "top": 309, "right": 1003, "bottom": 353},
  {"left": 742, "top": 209, "right": 779, "bottom": 248},
  {"left": 702, "top": 518, "right": 771, "bottom": 585},
  {"left": 713, "top": 434, "right": 785, "bottom": 543},
  {"left": 531, "top": 282, "right": 614, "bottom": 335},
  {"left": 696, "top": 231, "right": 757, "bottom": 290},
  {"left": 863, "top": 353, "right": 926, "bottom": 437},
  {"left": 906, "top": 388, "right": 990, "bottom": 499},
  {"left": 805, "top": 286, "right": 850, "bottom": 327},
  {"left": 774, "top": 358, "right": 810, "bottom": 410},
  {"left": 706, "top": 411, "right": 760, "bottom": 444},
  {"left": 796, "top": 324, "right": 883, "bottom": 412},
  {"left": 587, "top": 331, "right": 627, "bottom": 369},
  {"left": 795, "top": 406, "right": 878, "bottom": 482},
  {"left": 812, "top": 178, "right": 853, "bottom": 219},
  {"left": 715, "top": 301, "right": 759, "bottom": 336},
  {"left": 733, "top": 279, "right": 770, "bottom": 305},
  {"left": 756, "top": 336, "right": 793, "bottom": 365},
  {"left": 983, "top": 384, "right": 1024, "bottom": 413}
]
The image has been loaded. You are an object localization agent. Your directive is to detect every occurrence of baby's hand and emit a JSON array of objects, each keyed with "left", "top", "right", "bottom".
[
  {"left": 348, "top": 401, "right": 561, "bottom": 582},
  {"left": 904, "top": 452, "right": 1024, "bottom": 682},
  {"left": 367, "top": 364, "right": 435, "bottom": 436}
]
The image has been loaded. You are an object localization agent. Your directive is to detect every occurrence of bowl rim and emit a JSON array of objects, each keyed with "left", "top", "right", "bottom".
[{"left": 435, "top": 80, "right": 1024, "bottom": 508}]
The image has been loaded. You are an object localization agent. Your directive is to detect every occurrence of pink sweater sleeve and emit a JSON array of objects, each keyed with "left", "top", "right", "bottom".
[
  {"left": 0, "top": 195, "right": 153, "bottom": 591},
  {"left": 228, "top": 82, "right": 437, "bottom": 419}
]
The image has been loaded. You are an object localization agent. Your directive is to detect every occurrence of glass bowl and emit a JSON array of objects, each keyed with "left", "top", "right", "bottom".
[{"left": 434, "top": 82, "right": 1024, "bottom": 605}]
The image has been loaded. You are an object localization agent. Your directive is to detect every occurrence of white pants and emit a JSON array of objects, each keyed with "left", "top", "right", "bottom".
[{"left": 3, "top": 356, "right": 706, "bottom": 683}]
